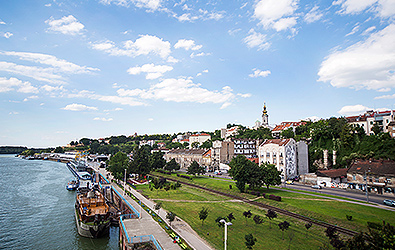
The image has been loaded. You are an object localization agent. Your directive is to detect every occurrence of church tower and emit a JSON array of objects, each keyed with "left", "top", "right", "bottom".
[{"left": 262, "top": 102, "right": 269, "bottom": 127}]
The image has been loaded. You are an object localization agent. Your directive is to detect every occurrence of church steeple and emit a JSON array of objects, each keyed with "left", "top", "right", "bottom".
[{"left": 262, "top": 102, "right": 269, "bottom": 127}]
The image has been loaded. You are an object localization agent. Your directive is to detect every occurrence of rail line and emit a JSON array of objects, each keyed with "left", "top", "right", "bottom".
[{"left": 150, "top": 174, "right": 358, "bottom": 237}]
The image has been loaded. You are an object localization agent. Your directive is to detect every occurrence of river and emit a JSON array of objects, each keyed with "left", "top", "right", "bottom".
[{"left": 0, "top": 155, "right": 119, "bottom": 250}]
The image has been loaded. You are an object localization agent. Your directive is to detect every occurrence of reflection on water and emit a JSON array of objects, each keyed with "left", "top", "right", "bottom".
[{"left": 0, "top": 155, "right": 119, "bottom": 250}]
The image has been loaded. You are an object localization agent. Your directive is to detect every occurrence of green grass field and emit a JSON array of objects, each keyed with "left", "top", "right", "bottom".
[{"left": 141, "top": 172, "right": 395, "bottom": 249}]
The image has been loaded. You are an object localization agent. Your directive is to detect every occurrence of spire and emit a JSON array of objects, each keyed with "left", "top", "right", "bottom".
[{"left": 262, "top": 102, "right": 268, "bottom": 127}]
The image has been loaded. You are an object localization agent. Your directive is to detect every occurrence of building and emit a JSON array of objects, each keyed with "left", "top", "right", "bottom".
[
  {"left": 316, "top": 168, "right": 348, "bottom": 187},
  {"left": 346, "top": 110, "right": 395, "bottom": 135},
  {"left": 271, "top": 121, "right": 306, "bottom": 139},
  {"left": 189, "top": 133, "right": 211, "bottom": 147},
  {"left": 252, "top": 103, "right": 272, "bottom": 130},
  {"left": 388, "top": 121, "right": 395, "bottom": 138},
  {"left": 211, "top": 140, "right": 234, "bottom": 171},
  {"left": 347, "top": 159, "right": 395, "bottom": 195},
  {"left": 221, "top": 126, "right": 239, "bottom": 139},
  {"left": 233, "top": 139, "right": 257, "bottom": 159},
  {"left": 164, "top": 148, "right": 209, "bottom": 170},
  {"left": 258, "top": 139, "right": 308, "bottom": 180}
]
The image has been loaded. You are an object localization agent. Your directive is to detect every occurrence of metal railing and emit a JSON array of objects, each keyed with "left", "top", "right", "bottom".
[
  {"left": 120, "top": 215, "right": 162, "bottom": 250},
  {"left": 112, "top": 186, "right": 140, "bottom": 218}
]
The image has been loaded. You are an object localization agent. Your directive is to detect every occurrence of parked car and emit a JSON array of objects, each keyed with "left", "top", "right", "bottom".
[
  {"left": 311, "top": 185, "right": 322, "bottom": 189},
  {"left": 214, "top": 171, "right": 222, "bottom": 175},
  {"left": 285, "top": 180, "right": 293, "bottom": 184},
  {"left": 383, "top": 199, "right": 395, "bottom": 207}
]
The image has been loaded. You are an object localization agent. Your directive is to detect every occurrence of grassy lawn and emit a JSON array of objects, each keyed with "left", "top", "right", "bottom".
[
  {"left": 151, "top": 172, "right": 395, "bottom": 231},
  {"left": 157, "top": 199, "right": 330, "bottom": 250}
]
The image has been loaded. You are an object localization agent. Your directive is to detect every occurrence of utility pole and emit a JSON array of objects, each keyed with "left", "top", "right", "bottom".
[{"left": 124, "top": 168, "right": 127, "bottom": 196}]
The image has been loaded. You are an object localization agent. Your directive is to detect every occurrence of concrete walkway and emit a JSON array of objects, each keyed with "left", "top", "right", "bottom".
[
  {"left": 112, "top": 184, "right": 180, "bottom": 250},
  {"left": 123, "top": 184, "right": 214, "bottom": 250}
]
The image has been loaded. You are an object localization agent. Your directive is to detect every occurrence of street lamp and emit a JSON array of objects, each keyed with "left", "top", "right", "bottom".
[
  {"left": 123, "top": 168, "right": 127, "bottom": 195},
  {"left": 220, "top": 219, "right": 232, "bottom": 250},
  {"left": 365, "top": 168, "right": 371, "bottom": 203}
]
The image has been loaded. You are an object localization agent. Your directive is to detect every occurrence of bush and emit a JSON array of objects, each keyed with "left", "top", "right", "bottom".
[
  {"left": 262, "top": 193, "right": 266, "bottom": 198},
  {"left": 268, "top": 194, "right": 281, "bottom": 201}
]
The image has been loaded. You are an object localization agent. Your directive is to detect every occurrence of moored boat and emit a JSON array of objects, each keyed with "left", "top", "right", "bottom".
[
  {"left": 66, "top": 179, "right": 79, "bottom": 191},
  {"left": 75, "top": 188, "right": 111, "bottom": 238}
]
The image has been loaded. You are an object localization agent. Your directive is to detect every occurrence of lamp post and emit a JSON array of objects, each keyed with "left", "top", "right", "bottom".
[
  {"left": 220, "top": 219, "right": 232, "bottom": 250},
  {"left": 365, "top": 168, "right": 371, "bottom": 203},
  {"left": 123, "top": 168, "right": 127, "bottom": 195}
]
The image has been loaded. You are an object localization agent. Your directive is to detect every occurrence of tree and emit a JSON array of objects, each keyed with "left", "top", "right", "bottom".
[
  {"left": 166, "top": 212, "right": 176, "bottom": 227},
  {"left": 281, "top": 128, "right": 295, "bottom": 139},
  {"left": 54, "top": 146, "right": 64, "bottom": 153},
  {"left": 345, "top": 221, "right": 395, "bottom": 249},
  {"left": 187, "top": 161, "right": 206, "bottom": 176},
  {"left": 372, "top": 122, "right": 382, "bottom": 135},
  {"left": 149, "top": 151, "right": 166, "bottom": 170},
  {"left": 261, "top": 163, "right": 281, "bottom": 190},
  {"left": 200, "top": 140, "right": 212, "bottom": 149},
  {"left": 325, "top": 226, "right": 345, "bottom": 249},
  {"left": 165, "top": 158, "right": 180, "bottom": 172},
  {"left": 191, "top": 142, "right": 200, "bottom": 148},
  {"left": 253, "top": 215, "right": 264, "bottom": 233},
  {"left": 229, "top": 155, "right": 261, "bottom": 192},
  {"left": 227, "top": 213, "right": 236, "bottom": 222},
  {"left": 245, "top": 233, "right": 257, "bottom": 249},
  {"left": 278, "top": 221, "right": 290, "bottom": 240},
  {"left": 199, "top": 207, "right": 209, "bottom": 226},
  {"left": 243, "top": 210, "right": 252, "bottom": 224},
  {"left": 129, "top": 146, "right": 150, "bottom": 177},
  {"left": 265, "top": 209, "right": 277, "bottom": 229},
  {"left": 154, "top": 202, "right": 162, "bottom": 213},
  {"left": 305, "top": 222, "right": 312, "bottom": 238},
  {"left": 215, "top": 216, "right": 227, "bottom": 227},
  {"left": 107, "top": 151, "right": 129, "bottom": 180}
]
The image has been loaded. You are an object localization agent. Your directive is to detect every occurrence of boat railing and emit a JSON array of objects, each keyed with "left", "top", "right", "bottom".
[
  {"left": 111, "top": 187, "right": 140, "bottom": 218},
  {"left": 119, "top": 216, "right": 163, "bottom": 250}
]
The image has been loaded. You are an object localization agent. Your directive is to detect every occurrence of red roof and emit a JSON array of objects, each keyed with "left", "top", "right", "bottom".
[
  {"left": 190, "top": 133, "right": 210, "bottom": 137},
  {"left": 317, "top": 168, "right": 347, "bottom": 178},
  {"left": 262, "top": 139, "right": 291, "bottom": 146},
  {"left": 272, "top": 122, "right": 306, "bottom": 132}
]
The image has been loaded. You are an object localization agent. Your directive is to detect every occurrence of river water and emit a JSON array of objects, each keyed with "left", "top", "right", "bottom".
[{"left": 0, "top": 155, "right": 119, "bottom": 250}]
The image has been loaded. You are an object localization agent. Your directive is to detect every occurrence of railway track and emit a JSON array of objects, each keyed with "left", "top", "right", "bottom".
[{"left": 150, "top": 174, "right": 358, "bottom": 237}]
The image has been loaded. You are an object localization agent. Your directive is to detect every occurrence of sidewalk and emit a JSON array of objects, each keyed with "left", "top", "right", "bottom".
[
  {"left": 123, "top": 184, "right": 214, "bottom": 250},
  {"left": 112, "top": 184, "right": 180, "bottom": 250}
]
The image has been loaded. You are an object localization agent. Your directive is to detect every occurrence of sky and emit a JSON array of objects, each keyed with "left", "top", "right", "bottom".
[{"left": 1, "top": 0, "right": 395, "bottom": 148}]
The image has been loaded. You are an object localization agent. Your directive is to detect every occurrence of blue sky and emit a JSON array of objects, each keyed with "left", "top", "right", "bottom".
[{"left": 1, "top": 0, "right": 395, "bottom": 147}]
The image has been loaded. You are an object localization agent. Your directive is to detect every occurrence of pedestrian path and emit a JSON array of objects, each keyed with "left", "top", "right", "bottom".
[
  {"left": 112, "top": 184, "right": 181, "bottom": 250},
  {"left": 123, "top": 183, "right": 214, "bottom": 250}
]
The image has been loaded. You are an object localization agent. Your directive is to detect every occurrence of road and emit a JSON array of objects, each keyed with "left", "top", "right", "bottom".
[{"left": 204, "top": 171, "right": 395, "bottom": 209}]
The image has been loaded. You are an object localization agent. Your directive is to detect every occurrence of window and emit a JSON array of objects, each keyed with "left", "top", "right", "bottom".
[
  {"left": 375, "top": 177, "right": 379, "bottom": 182},
  {"left": 266, "top": 152, "right": 270, "bottom": 158},
  {"left": 353, "top": 174, "right": 356, "bottom": 181}
]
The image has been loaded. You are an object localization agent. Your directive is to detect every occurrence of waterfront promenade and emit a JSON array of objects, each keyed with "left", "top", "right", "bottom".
[
  {"left": 111, "top": 184, "right": 180, "bottom": 250},
  {"left": 93, "top": 164, "right": 214, "bottom": 250}
]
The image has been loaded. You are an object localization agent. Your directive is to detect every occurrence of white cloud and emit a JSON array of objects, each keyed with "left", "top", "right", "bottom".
[
  {"left": 338, "top": 104, "right": 371, "bottom": 116},
  {"left": 318, "top": 24, "right": 395, "bottom": 91},
  {"left": 100, "top": 0, "right": 162, "bottom": 12},
  {"left": 374, "top": 93, "right": 395, "bottom": 99},
  {"left": 23, "top": 96, "right": 39, "bottom": 102},
  {"left": 249, "top": 69, "right": 271, "bottom": 78},
  {"left": 346, "top": 23, "right": 360, "bottom": 36},
  {"left": 334, "top": 0, "right": 395, "bottom": 18},
  {"left": 117, "top": 78, "right": 243, "bottom": 108},
  {"left": 362, "top": 26, "right": 376, "bottom": 35},
  {"left": 174, "top": 9, "right": 225, "bottom": 22},
  {"left": 3, "top": 32, "right": 13, "bottom": 38},
  {"left": 0, "top": 77, "right": 38, "bottom": 93},
  {"left": 94, "top": 117, "right": 113, "bottom": 122},
  {"left": 0, "top": 62, "right": 64, "bottom": 84},
  {"left": 1, "top": 51, "right": 99, "bottom": 74},
  {"left": 148, "top": 118, "right": 154, "bottom": 121},
  {"left": 92, "top": 35, "right": 171, "bottom": 59},
  {"left": 254, "top": 0, "right": 299, "bottom": 31},
  {"left": 304, "top": 5, "right": 323, "bottom": 23},
  {"left": 41, "top": 85, "right": 64, "bottom": 92},
  {"left": 45, "top": 15, "right": 84, "bottom": 35},
  {"left": 0, "top": 20, "right": 5, "bottom": 25},
  {"left": 127, "top": 63, "right": 173, "bottom": 79},
  {"left": 243, "top": 29, "right": 270, "bottom": 51},
  {"left": 190, "top": 52, "right": 210, "bottom": 58},
  {"left": 68, "top": 90, "right": 147, "bottom": 107},
  {"left": 62, "top": 103, "right": 98, "bottom": 111},
  {"left": 174, "top": 39, "right": 202, "bottom": 51}
]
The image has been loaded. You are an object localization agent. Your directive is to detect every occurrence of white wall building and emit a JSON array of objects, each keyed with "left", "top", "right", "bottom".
[
  {"left": 189, "top": 133, "right": 211, "bottom": 147},
  {"left": 258, "top": 139, "right": 308, "bottom": 180}
]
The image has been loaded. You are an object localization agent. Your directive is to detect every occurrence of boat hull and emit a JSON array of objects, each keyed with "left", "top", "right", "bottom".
[{"left": 74, "top": 208, "right": 110, "bottom": 238}]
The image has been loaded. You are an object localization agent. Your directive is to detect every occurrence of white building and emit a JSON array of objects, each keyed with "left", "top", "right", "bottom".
[
  {"left": 346, "top": 110, "right": 395, "bottom": 135},
  {"left": 258, "top": 139, "right": 308, "bottom": 180},
  {"left": 189, "top": 133, "right": 211, "bottom": 147}
]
